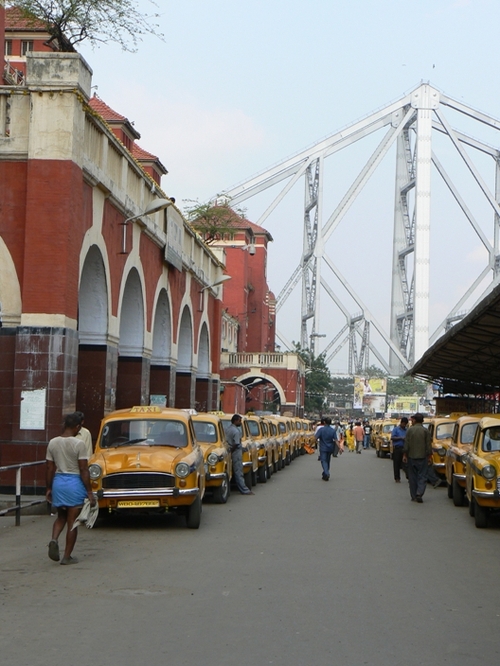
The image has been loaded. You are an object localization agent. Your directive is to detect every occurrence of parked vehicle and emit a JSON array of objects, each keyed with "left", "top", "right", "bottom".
[
  {"left": 89, "top": 406, "right": 205, "bottom": 528},
  {"left": 427, "top": 417, "right": 457, "bottom": 477},
  {"left": 445, "top": 415, "right": 490, "bottom": 506},
  {"left": 192, "top": 413, "right": 232, "bottom": 503},
  {"left": 374, "top": 419, "right": 397, "bottom": 458},
  {"left": 466, "top": 415, "right": 500, "bottom": 528}
]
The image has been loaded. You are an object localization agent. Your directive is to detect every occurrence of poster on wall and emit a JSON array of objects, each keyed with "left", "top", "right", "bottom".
[
  {"left": 353, "top": 376, "right": 387, "bottom": 410},
  {"left": 20, "top": 388, "right": 46, "bottom": 430},
  {"left": 386, "top": 396, "right": 420, "bottom": 414}
]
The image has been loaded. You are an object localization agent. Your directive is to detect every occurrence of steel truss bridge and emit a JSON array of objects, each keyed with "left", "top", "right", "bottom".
[{"left": 221, "top": 83, "right": 500, "bottom": 375}]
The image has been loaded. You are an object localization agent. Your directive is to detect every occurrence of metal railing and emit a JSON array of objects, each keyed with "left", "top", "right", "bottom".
[{"left": 0, "top": 460, "right": 46, "bottom": 526}]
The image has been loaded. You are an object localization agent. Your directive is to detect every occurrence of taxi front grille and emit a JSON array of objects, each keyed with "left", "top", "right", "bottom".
[{"left": 102, "top": 473, "right": 176, "bottom": 489}]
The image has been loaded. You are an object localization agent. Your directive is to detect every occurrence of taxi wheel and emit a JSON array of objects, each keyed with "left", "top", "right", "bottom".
[
  {"left": 376, "top": 449, "right": 380, "bottom": 458},
  {"left": 474, "top": 500, "right": 488, "bottom": 528},
  {"left": 244, "top": 470, "right": 252, "bottom": 489},
  {"left": 267, "top": 463, "right": 272, "bottom": 479},
  {"left": 251, "top": 470, "right": 258, "bottom": 486},
  {"left": 447, "top": 482, "right": 453, "bottom": 499},
  {"left": 258, "top": 463, "right": 267, "bottom": 483},
  {"left": 285, "top": 452, "right": 291, "bottom": 466},
  {"left": 186, "top": 495, "right": 202, "bottom": 529},
  {"left": 468, "top": 494, "right": 475, "bottom": 517},
  {"left": 452, "top": 477, "right": 465, "bottom": 507},
  {"left": 273, "top": 458, "right": 278, "bottom": 474},
  {"left": 212, "top": 474, "right": 230, "bottom": 504}
]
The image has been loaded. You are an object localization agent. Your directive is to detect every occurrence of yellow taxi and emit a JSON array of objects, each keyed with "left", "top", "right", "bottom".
[
  {"left": 88, "top": 406, "right": 205, "bottom": 528},
  {"left": 374, "top": 419, "right": 397, "bottom": 458},
  {"left": 445, "top": 415, "right": 490, "bottom": 507},
  {"left": 466, "top": 415, "right": 500, "bottom": 528},
  {"left": 265, "top": 416, "right": 285, "bottom": 470},
  {"left": 192, "top": 413, "right": 232, "bottom": 504},
  {"left": 428, "top": 417, "right": 457, "bottom": 478},
  {"left": 245, "top": 414, "right": 272, "bottom": 483}
]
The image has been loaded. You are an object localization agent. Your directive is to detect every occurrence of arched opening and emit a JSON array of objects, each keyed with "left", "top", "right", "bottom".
[
  {"left": 116, "top": 269, "right": 149, "bottom": 409},
  {"left": 242, "top": 376, "right": 282, "bottom": 414},
  {"left": 175, "top": 306, "right": 193, "bottom": 408},
  {"left": 195, "top": 323, "right": 212, "bottom": 411},
  {"left": 76, "top": 246, "right": 114, "bottom": 440},
  {"left": 150, "top": 289, "right": 172, "bottom": 407}
]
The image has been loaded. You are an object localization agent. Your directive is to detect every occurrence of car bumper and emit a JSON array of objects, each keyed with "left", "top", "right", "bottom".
[{"left": 98, "top": 487, "right": 199, "bottom": 498}]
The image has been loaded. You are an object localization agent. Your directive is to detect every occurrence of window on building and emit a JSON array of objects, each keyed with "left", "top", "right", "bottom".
[
  {"left": 5, "top": 40, "right": 13, "bottom": 56},
  {"left": 21, "top": 41, "right": 34, "bottom": 56}
]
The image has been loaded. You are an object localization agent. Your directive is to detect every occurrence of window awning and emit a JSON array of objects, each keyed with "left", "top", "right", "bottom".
[{"left": 408, "top": 282, "right": 500, "bottom": 394}]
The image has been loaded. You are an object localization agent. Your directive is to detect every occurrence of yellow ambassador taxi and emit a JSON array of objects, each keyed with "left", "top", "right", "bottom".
[
  {"left": 265, "top": 416, "right": 285, "bottom": 470},
  {"left": 192, "top": 413, "right": 232, "bottom": 504},
  {"left": 375, "top": 419, "right": 397, "bottom": 458},
  {"left": 245, "top": 414, "right": 272, "bottom": 483},
  {"left": 427, "top": 417, "right": 457, "bottom": 478},
  {"left": 466, "top": 415, "right": 500, "bottom": 528},
  {"left": 89, "top": 406, "right": 205, "bottom": 528},
  {"left": 445, "top": 415, "right": 489, "bottom": 507}
]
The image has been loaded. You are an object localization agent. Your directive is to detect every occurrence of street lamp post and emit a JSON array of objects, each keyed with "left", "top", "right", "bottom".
[{"left": 120, "top": 198, "right": 172, "bottom": 254}]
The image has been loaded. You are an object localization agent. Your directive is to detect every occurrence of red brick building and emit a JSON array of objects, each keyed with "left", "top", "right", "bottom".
[
  {"left": 208, "top": 213, "right": 305, "bottom": 416},
  {"left": 0, "top": 50, "right": 226, "bottom": 487}
]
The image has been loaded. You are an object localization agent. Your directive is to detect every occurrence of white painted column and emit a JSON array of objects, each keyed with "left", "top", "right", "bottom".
[{"left": 411, "top": 85, "right": 439, "bottom": 363}]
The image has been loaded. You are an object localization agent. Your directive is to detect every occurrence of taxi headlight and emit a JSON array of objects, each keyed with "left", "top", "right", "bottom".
[
  {"left": 482, "top": 465, "right": 496, "bottom": 480},
  {"left": 207, "top": 452, "right": 219, "bottom": 465},
  {"left": 437, "top": 447, "right": 446, "bottom": 457},
  {"left": 88, "top": 464, "right": 102, "bottom": 480},
  {"left": 460, "top": 454, "right": 468, "bottom": 465},
  {"left": 175, "top": 462, "right": 190, "bottom": 478}
]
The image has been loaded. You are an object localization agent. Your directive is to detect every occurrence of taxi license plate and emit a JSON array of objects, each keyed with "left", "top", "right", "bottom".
[{"left": 117, "top": 500, "right": 160, "bottom": 509}]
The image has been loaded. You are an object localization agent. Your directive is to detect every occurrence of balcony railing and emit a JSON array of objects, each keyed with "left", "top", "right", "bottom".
[{"left": 221, "top": 352, "right": 305, "bottom": 372}]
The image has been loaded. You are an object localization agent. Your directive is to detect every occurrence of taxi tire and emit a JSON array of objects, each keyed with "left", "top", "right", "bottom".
[
  {"left": 447, "top": 482, "right": 453, "bottom": 499},
  {"left": 267, "top": 463, "right": 272, "bottom": 479},
  {"left": 452, "top": 477, "right": 465, "bottom": 507},
  {"left": 251, "top": 470, "right": 257, "bottom": 486},
  {"left": 258, "top": 463, "right": 267, "bottom": 483},
  {"left": 376, "top": 449, "right": 380, "bottom": 458},
  {"left": 186, "top": 495, "right": 202, "bottom": 529},
  {"left": 212, "top": 474, "right": 230, "bottom": 504},
  {"left": 285, "top": 452, "right": 291, "bottom": 466},
  {"left": 273, "top": 458, "right": 278, "bottom": 474},
  {"left": 468, "top": 494, "right": 475, "bottom": 517},
  {"left": 473, "top": 500, "right": 488, "bottom": 528}
]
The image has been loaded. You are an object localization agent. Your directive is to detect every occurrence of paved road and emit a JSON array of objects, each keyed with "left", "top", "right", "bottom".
[{"left": 1, "top": 449, "right": 500, "bottom": 666}]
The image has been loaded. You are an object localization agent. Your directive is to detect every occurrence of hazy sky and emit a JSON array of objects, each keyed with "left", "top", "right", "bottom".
[{"left": 79, "top": 0, "right": 500, "bottom": 372}]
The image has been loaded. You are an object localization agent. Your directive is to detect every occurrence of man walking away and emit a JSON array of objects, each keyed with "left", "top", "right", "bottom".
[
  {"left": 353, "top": 421, "right": 364, "bottom": 454},
  {"left": 403, "top": 413, "right": 432, "bottom": 503},
  {"left": 316, "top": 417, "right": 339, "bottom": 481},
  {"left": 226, "top": 414, "right": 254, "bottom": 496},
  {"left": 391, "top": 417, "right": 408, "bottom": 482}
]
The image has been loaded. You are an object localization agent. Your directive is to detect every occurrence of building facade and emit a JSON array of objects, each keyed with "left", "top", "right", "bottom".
[{"left": 0, "top": 51, "right": 225, "bottom": 486}]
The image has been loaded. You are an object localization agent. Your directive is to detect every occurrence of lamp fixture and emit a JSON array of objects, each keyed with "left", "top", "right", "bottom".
[
  {"left": 198, "top": 275, "right": 232, "bottom": 311},
  {"left": 121, "top": 198, "right": 172, "bottom": 254}
]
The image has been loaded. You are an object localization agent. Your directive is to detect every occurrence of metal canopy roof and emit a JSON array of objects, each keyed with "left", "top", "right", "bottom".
[{"left": 408, "top": 282, "right": 500, "bottom": 394}]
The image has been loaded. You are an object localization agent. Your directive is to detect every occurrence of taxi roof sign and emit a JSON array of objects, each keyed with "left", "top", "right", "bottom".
[{"left": 130, "top": 406, "right": 162, "bottom": 414}]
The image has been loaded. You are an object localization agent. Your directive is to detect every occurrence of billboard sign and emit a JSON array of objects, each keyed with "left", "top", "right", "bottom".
[{"left": 353, "top": 376, "right": 387, "bottom": 411}]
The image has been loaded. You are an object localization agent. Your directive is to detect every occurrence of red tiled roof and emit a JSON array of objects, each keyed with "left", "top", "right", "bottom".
[
  {"left": 131, "top": 143, "right": 167, "bottom": 175},
  {"left": 208, "top": 207, "right": 273, "bottom": 240},
  {"left": 5, "top": 7, "right": 48, "bottom": 31},
  {"left": 89, "top": 95, "right": 127, "bottom": 123}
]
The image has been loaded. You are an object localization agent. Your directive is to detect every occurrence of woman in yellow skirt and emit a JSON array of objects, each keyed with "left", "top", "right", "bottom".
[{"left": 345, "top": 423, "right": 355, "bottom": 452}]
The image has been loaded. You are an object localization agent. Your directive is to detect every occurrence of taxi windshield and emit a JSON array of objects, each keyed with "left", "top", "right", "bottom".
[
  {"left": 247, "top": 421, "right": 260, "bottom": 437},
  {"left": 100, "top": 419, "right": 188, "bottom": 448},
  {"left": 461, "top": 423, "right": 478, "bottom": 445},
  {"left": 193, "top": 421, "right": 217, "bottom": 443},
  {"left": 482, "top": 426, "right": 500, "bottom": 452},
  {"left": 435, "top": 423, "right": 455, "bottom": 440},
  {"left": 383, "top": 424, "right": 394, "bottom": 433}
]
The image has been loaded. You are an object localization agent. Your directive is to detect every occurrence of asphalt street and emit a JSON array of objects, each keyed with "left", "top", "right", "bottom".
[{"left": 1, "top": 449, "right": 500, "bottom": 666}]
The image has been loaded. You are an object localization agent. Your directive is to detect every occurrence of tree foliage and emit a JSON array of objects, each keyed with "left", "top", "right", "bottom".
[
  {"left": 185, "top": 199, "right": 247, "bottom": 245},
  {"left": 294, "top": 343, "right": 333, "bottom": 415},
  {"left": 8, "top": 0, "right": 163, "bottom": 52},
  {"left": 387, "top": 375, "right": 428, "bottom": 398}
]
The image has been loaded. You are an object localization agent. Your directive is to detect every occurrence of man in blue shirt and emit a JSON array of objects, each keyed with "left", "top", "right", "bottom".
[
  {"left": 315, "top": 417, "right": 339, "bottom": 481},
  {"left": 391, "top": 417, "right": 408, "bottom": 483}
]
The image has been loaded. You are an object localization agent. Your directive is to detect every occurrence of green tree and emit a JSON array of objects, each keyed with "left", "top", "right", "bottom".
[
  {"left": 8, "top": 0, "right": 163, "bottom": 52},
  {"left": 386, "top": 375, "right": 427, "bottom": 398},
  {"left": 294, "top": 343, "right": 333, "bottom": 415},
  {"left": 185, "top": 199, "right": 247, "bottom": 245}
]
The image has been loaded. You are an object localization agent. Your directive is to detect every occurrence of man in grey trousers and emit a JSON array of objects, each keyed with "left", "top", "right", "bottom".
[
  {"left": 226, "top": 414, "right": 254, "bottom": 496},
  {"left": 403, "top": 413, "right": 432, "bottom": 503}
]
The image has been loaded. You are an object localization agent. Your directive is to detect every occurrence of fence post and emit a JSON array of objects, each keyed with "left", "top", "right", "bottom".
[{"left": 15, "top": 467, "right": 21, "bottom": 526}]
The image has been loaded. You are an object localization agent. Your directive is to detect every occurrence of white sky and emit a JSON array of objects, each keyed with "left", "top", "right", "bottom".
[{"left": 79, "top": 0, "right": 500, "bottom": 373}]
